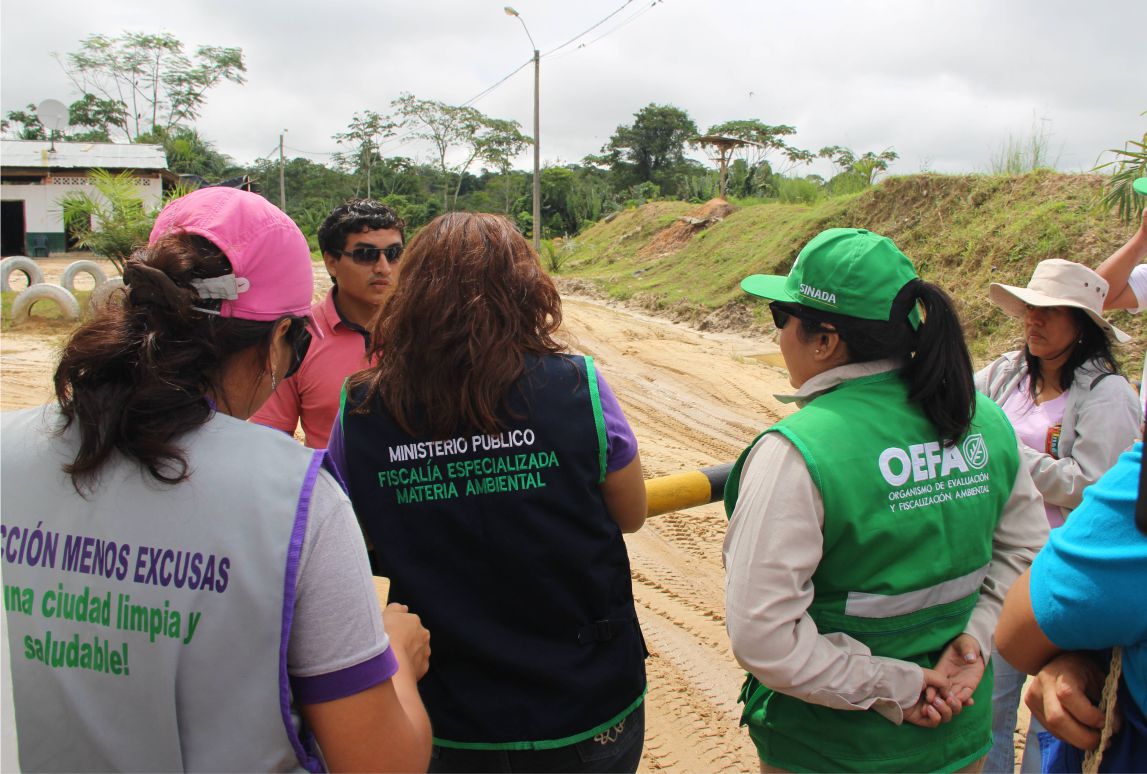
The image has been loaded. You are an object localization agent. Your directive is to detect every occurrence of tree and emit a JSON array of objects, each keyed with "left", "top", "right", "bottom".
[
  {"left": 371, "top": 156, "right": 422, "bottom": 198},
  {"left": 56, "top": 32, "right": 246, "bottom": 141},
  {"left": 4, "top": 95, "right": 131, "bottom": 143},
  {"left": 540, "top": 165, "right": 611, "bottom": 235},
  {"left": 595, "top": 103, "right": 698, "bottom": 193},
  {"left": 3, "top": 104, "right": 47, "bottom": 139},
  {"left": 477, "top": 118, "right": 532, "bottom": 214},
  {"left": 135, "top": 126, "right": 240, "bottom": 180},
  {"left": 393, "top": 94, "right": 530, "bottom": 211},
  {"left": 705, "top": 120, "right": 812, "bottom": 173},
  {"left": 818, "top": 146, "right": 899, "bottom": 186},
  {"left": 1095, "top": 130, "right": 1147, "bottom": 224},
  {"left": 67, "top": 94, "right": 129, "bottom": 142},
  {"left": 333, "top": 110, "right": 397, "bottom": 199},
  {"left": 58, "top": 169, "right": 169, "bottom": 274},
  {"left": 815, "top": 146, "right": 899, "bottom": 196},
  {"left": 393, "top": 94, "right": 484, "bottom": 211}
]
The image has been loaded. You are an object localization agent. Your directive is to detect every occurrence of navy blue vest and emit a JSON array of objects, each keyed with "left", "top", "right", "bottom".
[{"left": 340, "top": 354, "right": 646, "bottom": 748}]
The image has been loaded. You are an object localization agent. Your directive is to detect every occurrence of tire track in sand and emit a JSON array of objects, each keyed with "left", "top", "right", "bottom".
[{"left": 560, "top": 297, "right": 793, "bottom": 772}]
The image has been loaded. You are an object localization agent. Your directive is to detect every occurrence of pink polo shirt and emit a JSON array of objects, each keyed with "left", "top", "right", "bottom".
[{"left": 251, "top": 289, "right": 374, "bottom": 448}]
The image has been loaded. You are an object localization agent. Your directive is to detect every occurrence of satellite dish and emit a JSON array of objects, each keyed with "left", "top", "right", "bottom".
[
  {"left": 35, "top": 99, "right": 68, "bottom": 150},
  {"left": 36, "top": 99, "right": 68, "bottom": 132}
]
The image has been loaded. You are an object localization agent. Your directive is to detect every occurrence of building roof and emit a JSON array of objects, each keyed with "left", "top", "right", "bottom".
[{"left": 0, "top": 139, "right": 168, "bottom": 170}]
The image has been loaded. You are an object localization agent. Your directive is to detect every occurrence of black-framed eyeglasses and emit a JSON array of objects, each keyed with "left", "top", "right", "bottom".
[
  {"left": 334, "top": 244, "right": 403, "bottom": 265},
  {"left": 282, "top": 318, "right": 313, "bottom": 380}
]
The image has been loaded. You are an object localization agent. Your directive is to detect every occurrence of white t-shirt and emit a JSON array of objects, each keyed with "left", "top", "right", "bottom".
[
  {"left": 1130, "top": 264, "right": 1147, "bottom": 413},
  {"left": 1127, "top": 264, "right": 1147, "bottom": 314}
]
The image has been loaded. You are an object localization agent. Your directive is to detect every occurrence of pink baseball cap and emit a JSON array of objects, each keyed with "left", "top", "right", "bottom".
[{"left": 149, "top": 187, "right": 313, "bottom": 321}]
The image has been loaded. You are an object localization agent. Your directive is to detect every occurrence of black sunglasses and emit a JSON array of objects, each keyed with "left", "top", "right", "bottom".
[
  {"left": 334, "top": 244, "right": 403, "bottom": 265},
  {"left": 769, "top": 303, "right": 794, "bottom": 330},
  {"left": 282, "top": 318, "right": 313, "bottom": 380},
  {"left": 769, "top": 302, "right": 834, "bottom": 334}
]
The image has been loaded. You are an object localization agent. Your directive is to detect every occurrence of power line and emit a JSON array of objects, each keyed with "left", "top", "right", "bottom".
[
  {"left": 459, "top": 0, "right": 656, "bottom": 109},
  {"left": 251, "top": 144, "right": 280, "bottom": 162},
  {"left": 543, "top": 0, "right": 636, "bottom": 57},
  {"left": 260, "top": 2, "right": 664, "bottom": 168},
  {"left": 547, "top": 0, "right": 662, "bottom": 59},
  {"left": 285, "top": 144, "right": 336, "bottom": 157},
  {"left": 462, "top": 58, "right": 534, "bottom": 108}
]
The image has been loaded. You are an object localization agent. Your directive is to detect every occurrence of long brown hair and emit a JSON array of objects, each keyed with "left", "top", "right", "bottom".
[
  {"left": 55, "top": 233, "right": 282, "bottom": 491},
  {"left": 351, "top": 212, "right": 564, "bottom": 437}
]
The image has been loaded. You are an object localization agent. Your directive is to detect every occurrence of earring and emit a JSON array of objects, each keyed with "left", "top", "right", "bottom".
[{"left": 270, "top": 369, "right": 279, "bottom": 392}]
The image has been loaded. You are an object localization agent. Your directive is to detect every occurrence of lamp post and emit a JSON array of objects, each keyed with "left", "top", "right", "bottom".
[
  {"left": 505, "top": 6, "right": 541, "bottom": 252},
  {"left": 279, "top": 130, "right": 287, "bottom": 211}
]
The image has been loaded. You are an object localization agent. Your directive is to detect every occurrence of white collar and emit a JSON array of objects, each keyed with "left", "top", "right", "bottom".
[{"left": 774, "top": 358, "right": 903, "bottom": 407}]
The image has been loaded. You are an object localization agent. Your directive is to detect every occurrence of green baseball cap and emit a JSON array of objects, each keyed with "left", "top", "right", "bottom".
[
  {"left": 1133, "top": 177, "right": 1147, "bottom": 196},
  {"left": 741, "top": 228, "right": 920, "bottom": 323}
]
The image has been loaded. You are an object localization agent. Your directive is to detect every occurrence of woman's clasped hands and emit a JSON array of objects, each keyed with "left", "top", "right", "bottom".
[{"left": 905, "top": 634, "right": 986, "bottom": 728}]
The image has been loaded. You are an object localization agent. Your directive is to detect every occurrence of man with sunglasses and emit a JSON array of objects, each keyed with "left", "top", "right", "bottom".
[{"left": 252, "top": 199, "right": 405, "bottom": 448}]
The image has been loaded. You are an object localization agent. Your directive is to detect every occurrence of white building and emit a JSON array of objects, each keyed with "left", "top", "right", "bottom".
[{"left": 0, "top": 140, "right": 174, "bottom": 257}]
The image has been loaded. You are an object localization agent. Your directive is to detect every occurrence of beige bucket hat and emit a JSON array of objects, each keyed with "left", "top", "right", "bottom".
[{"left": 989, "top": 258, "right": 1129, "bottom": 343}]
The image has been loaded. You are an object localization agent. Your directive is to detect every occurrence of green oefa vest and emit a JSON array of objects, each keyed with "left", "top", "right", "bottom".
[{"left": 725, "top": 371, "right": 1019, "bottom": 773}]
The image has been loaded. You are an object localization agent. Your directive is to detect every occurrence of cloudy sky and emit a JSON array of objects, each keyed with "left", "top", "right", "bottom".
[{"left": 2, "top": 0, "right": 1144, "bottom": 178}]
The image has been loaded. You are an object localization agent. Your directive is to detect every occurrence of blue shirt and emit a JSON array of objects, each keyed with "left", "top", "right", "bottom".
[{"left": 1030, "top": 442, "right": 1147, "bottom": 715}]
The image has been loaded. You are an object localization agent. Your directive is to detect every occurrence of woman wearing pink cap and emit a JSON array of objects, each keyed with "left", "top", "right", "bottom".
[
  {"left": 976, "top": 259, "right": 1140, "bottom": 772},
  {"left": 0, "top": 187, "right": 431, "bottom": 772}
]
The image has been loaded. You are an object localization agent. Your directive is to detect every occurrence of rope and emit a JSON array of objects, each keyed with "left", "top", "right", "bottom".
[{"left": 1082, "top": 646, "right": 1123, "bottom": 774}]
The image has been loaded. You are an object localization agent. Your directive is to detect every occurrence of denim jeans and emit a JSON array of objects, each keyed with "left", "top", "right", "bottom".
[
  {"left": 987, "top": 647, "right": 1043, "bottom": 773},
  {"left": 428, "top": 703, "right": 645, "bottom": 773}
]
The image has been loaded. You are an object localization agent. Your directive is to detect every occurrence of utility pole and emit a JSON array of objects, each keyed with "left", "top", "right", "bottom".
[
  {"left": 279, "top": 132, "right": 287, "bottom": 212},
  {"left": 532, "top": 48, "right": 541, "bottom": 252},
  {"left": 505, "top": 7, "right": 542, "bottom": 252}
]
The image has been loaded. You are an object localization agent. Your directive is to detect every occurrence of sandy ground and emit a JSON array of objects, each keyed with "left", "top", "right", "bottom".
[
  {"left": 559, "top": 297, "right": 791, "bottom": 772},
  {"left": 1, "top": 257, "right": 1031, "bottom": 771}
]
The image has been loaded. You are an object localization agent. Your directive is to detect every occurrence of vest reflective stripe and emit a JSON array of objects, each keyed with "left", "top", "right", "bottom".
[
  {"left": 279, "top": 449, "right": 328, "bottom": 772},
  {"left": 845, "top": 564, "right": 990, "bottom": 618},
  {"left": 725, "top": 372, "right": 1019, "bottom": 772},
  {"left": 1, "top": 407, "right": 320, "bottom": 772},
  {"left": 584, "top": 357, "right": 609, "bottom": 484}
]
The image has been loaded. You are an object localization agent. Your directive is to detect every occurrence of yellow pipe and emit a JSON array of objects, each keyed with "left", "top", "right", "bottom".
[{"left": 645, "top": 463, "right": 733, "bottom": 517}]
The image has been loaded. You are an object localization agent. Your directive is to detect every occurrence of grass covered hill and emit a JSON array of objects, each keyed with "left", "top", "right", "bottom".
[{"left": 556, "top": 170, "right": 1145, "bottom": 372}]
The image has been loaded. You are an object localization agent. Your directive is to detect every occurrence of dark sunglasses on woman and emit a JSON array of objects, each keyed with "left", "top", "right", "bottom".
[{"left": 769, "top": 302, "right": 834, "bottom": 334}]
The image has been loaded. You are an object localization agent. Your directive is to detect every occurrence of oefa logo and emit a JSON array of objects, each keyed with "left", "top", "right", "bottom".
[
  {"left": 799, "top": 283, "right": 837, "bottom": 306},
  {"left": 878, "top": 435, "right": 989, "bottom": 487},
  {"left": 961, "top": 434, "right": 989, "bottom": 470}
]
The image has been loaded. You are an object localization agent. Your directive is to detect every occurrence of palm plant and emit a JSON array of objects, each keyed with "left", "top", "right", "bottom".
[
  {"left": 1094, "top": 129, "right": 1147, "bottom": 224},
  {"left": 58, "top": 169, "right": 174, "bottom": 275}
]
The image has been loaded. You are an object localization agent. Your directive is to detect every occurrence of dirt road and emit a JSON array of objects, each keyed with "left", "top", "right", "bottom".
[
  {"left": 1, "top": 262, "right": 789, "bottom": 770},
  {"left": 560, "top": 298, "right": 790, "bottom": 772},
  {"left": 2, "top": 263, "right": 1027, "bottom": 771}
]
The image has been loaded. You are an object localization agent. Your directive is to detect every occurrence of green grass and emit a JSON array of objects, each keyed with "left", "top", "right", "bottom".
[{"left": 557, "top": 171, "right": 1145, "bottom": 375}]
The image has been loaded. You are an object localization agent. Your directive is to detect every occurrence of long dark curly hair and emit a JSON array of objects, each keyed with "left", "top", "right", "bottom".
[
  {"left": 349, "top": 212, "right": 565, "bottom": 437},
  {"left": 54, "top": 233, "right": 289, "bottom": 491}
]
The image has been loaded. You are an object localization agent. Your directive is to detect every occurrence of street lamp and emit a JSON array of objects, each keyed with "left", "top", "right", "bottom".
[{"left": 505, "top": 6, "right": 541, "bottom": 252}]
